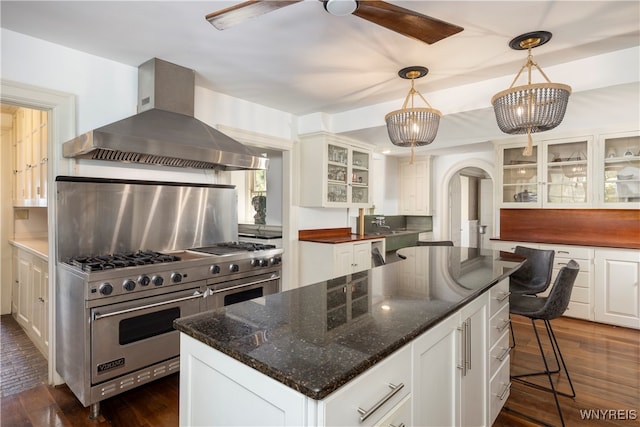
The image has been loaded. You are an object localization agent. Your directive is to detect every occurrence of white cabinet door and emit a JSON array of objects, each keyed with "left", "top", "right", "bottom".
[
  {"left": 351, "top": 242, "right": 372, "bottom": 274},
  {"left": 16, "top": 252, "right": 31, "bottom": 328},
  {"left": 334, "top": 243, "right": 356, "bottom": 277},
  {"left": 30, "top": 258, "right": 48, "bottom": 355},
  {"left": 412, "top": 312, "right": 460, "bottom": 426},
  {"left": 399, "top": 156, "right": 431, "bottom": 215},
  {"left": 460, "top": 294, "right": 488, "bottom": 427},
  {"left": 594, "top": 249, "right": 640, "bottom": 329}
]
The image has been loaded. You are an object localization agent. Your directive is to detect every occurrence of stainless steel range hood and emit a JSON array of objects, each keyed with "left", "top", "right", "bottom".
[{"left": 63, "top": 58, "right": 268, "bottom": 170}]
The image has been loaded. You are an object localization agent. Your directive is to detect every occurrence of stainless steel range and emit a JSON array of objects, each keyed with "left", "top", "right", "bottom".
[{"left": 55, "top": 177, "right": 283, "bottom": 418}]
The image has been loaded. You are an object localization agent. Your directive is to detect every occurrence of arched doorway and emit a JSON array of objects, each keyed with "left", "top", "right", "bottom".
[{"left": 440, "top": 159, "right": 495, "bottom": 251}]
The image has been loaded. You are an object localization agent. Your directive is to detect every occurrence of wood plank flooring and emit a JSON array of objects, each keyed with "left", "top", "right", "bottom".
[{"left": 1, "top": 316, "right": 638, "bottom": 426}]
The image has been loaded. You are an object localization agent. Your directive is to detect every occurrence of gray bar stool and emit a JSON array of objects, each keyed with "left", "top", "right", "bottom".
[
  {"left": 507, "top": 259, "right": 579, "bottom": 427},
  {"left": 508, "top": 246, "right": 556, "bottom": 349}
]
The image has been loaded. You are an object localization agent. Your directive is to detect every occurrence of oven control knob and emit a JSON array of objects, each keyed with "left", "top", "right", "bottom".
[
  {"left": 229, "top": 264, "right": 240, "bottom": 273},
  {"left": 259, "top": 259, "right": 268, "bottom": 267},
  {"left": 210, "top": 265, "right": 221, "bottom": 274},
  {"left": 151, "top": 275, "right": 164, "bottom": 286},
  {"left": 171, "top": 272, "right": 183, "bottom": 283},
  {"left": 138, "top": 275, "right": 150, "bottom": 286},
  {"left": 250, "top": 259, "right": 260, "bottom": 267},
  {"left": 123, "top": 279, "right": 136, "bottom": 292},
  {"left": 270, "top": 256, "right": 282, "bottom": 265},
  {"left": 99, "top": 282, "right": 113, "bottom": 295}
]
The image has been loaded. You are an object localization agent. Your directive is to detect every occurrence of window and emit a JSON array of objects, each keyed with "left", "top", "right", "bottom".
[{"left": 250, "top": 169, "right": 267, "bottom": 224}]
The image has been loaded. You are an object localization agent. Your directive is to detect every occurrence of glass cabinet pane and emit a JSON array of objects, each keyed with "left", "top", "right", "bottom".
[
  {"left": 546, "top": 140, "right": 588, "bottom": 204},
  {"left": 502, "top": 146, "right": 538, "bottom": 203},
  {"left": 328, "top": 144, "right": 348, "bottom": 165},
  {"left": 328, "top": 183, "right": 347, "bottom": 203},
  {"left": 603, "top": 135, "right": 640, "bottom": 204}
]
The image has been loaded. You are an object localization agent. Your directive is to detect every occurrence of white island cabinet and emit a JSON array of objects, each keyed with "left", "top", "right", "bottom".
[{"left": 176, "top": 248, "right": 523, "bottom": 427}]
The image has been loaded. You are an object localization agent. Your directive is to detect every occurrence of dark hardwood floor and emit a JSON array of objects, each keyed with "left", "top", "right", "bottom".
[{"left": 2, "top": 316, "right": 638, "bottom": 426}]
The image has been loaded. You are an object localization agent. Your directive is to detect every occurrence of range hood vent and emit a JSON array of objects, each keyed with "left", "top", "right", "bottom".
[{"left": 63, "top": 58, "right": 268, "bottom": 171}]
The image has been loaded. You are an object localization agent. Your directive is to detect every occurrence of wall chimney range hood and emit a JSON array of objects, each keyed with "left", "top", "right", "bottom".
[{"left": 63, "top": 58, "right": 268, "bottom": 171}]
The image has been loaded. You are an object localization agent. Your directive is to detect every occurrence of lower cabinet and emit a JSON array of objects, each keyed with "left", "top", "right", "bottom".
[
  {"left": 594, "top": 249, "right": 640, "bottom": 329},
  {"left": 12, "top": 246, "right": 49, "bottom": 357},
  {"left": 412, "top": 291, "right": 492, "bottom": 426},
  {"left": 179, "top": 282, "right": 505, "bottom": 426},
  {"left": 299, "top": 239, "right": 385, "bottom": 286},
  {"left": 492, "top": 240, "right": 640, "bottom": 329}
]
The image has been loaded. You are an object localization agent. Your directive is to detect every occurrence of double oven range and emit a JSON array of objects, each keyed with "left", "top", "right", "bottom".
[
  {"left": 54, "top": 176, "right": 282, "bottom": 418},
  {"left": 57, "top": 242, "right": 282, "bottom": 418}
]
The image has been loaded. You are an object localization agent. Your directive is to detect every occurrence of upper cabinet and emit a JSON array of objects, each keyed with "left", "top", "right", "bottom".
[
  {"left": 299, "top": 133, "right": 372, "bottom": 208},
  {"left": 399, "top": 156, "right": 431, "bottom": 215},
  {"left": 497, "top": 135, "right": 593, "bottom": 208},
  {"left": 12, "top": 107, "right": 48, "bottom": 207},
  {"left": 599, "top": 131, "right": 640, "bottom": 208}
]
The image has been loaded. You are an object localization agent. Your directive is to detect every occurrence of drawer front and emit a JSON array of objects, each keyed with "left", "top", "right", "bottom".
[
  {"left": 489, "top": 331, "right": 511, "bottom": 377},
  {"left": 564, "top": 301, "right": 592, "bottom": 320},
  {"left": 553, "top": 258, "right": 591, "bottom": 272},
  {"left": 324, "top": 345, "right": 411, "bottom": 426},
  {"left": 373, "top": 395, "right": 411, "bottom": 427},
  {"left": 490, "top": 359, "right": 511, "bottom": 425},
  {"left": 490, "top": 279, "right": 510, "bottom": 317},
  {"left": 490, "top": 304, "right": 511, "bottom": 349},
  {"left": 539, "top": 244, "right": 593, "bottom": 261}
]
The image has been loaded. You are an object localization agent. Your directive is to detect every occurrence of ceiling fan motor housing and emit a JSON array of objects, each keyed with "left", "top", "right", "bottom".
[{"left": 323, "top": 0, "right": 359, "bottom": 16}]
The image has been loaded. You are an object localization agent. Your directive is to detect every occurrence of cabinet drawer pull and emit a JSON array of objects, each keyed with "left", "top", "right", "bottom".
[
  {"left": 389, "top": 424, "right": 405, "bottom": 427},
  {"left": 497, "top": 382, "right": 511, "bottom": 400},
  {"left": 557, "top": 250, "right": 570, "bottom": 254},
  {"left": 357, "top": 382, "right": 405, "bottom": 422},
  {"left": 496, "top": 346, "right": 511, "bottom": 362},
  {"left": 496, "top": 291, "right": 511, "bottom": 303},
  {"left": 496, "top": 318, "right": 511, "bottom": 333}
]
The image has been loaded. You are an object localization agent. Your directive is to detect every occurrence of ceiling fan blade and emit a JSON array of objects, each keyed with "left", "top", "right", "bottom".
[
  {"left": 206, "top": 0, "right": 302, "bottom": 30},
  {"left": 352, "top": 1, "right": 463, "bottom": 44}
]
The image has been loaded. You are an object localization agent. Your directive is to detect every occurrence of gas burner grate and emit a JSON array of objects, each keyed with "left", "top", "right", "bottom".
[
  {"left": 68, "top": 250, "right": 181, "bottom": 272},
  {"left": 191, "top": 242, "right": 276, "bottom": 255}
]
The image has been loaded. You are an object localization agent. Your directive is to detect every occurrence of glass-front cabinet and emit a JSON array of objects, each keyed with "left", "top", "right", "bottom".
[
  {"left": 600, "top": 131, "right": 640, "bottom": 207},
  {"left": 300, "top": 133, "right": 371, "bottom": 208},
  {"left": 498, "top": 136, "right": 592, "bottom": 207}
]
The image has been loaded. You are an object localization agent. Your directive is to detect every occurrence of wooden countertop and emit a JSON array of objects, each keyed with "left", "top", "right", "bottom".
[
  {"left": 298, "top": 227, "right": 384, "bottom": 244},
  {"left": 9, "top": 238, "right": 49, "bottom": 261}
]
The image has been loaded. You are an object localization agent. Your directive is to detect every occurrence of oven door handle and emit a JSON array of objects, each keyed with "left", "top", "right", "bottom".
[
  {"left": 209, "top": 275, "right": 281, "bottom": 295},
  {"left": 93, "top": 291, "right": 203, "bottom": 320}
]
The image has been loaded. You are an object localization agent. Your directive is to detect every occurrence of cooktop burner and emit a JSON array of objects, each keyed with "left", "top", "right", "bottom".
[
  {"left": 191, "top": 242, "right": 276, "bottom": 255},
  {"left": 68, "top": 251, "right": 181, "bottom": 272}
]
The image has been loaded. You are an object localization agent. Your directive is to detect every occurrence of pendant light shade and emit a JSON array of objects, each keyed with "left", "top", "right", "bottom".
[
  {"left": 491, "top": 31, "right": 571, "bottom": 156},
  {"left": 385, "top": 66, "right": 441, "bottom": 162}
]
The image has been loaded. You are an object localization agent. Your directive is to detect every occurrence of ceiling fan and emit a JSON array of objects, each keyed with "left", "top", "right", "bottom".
[{"left": 205, "top": 0, "right": 463, "bottom": 45}]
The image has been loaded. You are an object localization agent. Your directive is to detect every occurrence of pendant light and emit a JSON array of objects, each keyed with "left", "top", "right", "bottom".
[
  {"left": 385, "top": 66, "right": 441, "bottom": 163},
  {"left": 491, "top": 31, "right": 571, "bottom": 156}
]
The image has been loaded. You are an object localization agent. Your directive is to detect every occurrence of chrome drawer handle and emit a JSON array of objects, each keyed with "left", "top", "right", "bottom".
[
  {"left": 496, "top": 346, "right": 511, "bottom": 362},
  {"left": 496, "top": 318, "right": 511, "bottom": 333},
  {"left": 496, "top": 291, "right": 511, "bottom": 303},
  {"left": 357, "top": 382, "right": 405, "bottom": 422},
  {"left": 389, "top": 424, "right": 406, "bottom": 427},
  {"left": 497, "top": 382, "right": 511, "bottom": 400}
]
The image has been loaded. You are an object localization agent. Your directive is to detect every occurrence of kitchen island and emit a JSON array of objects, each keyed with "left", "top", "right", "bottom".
[{"left": 174, "top": 246, "right": 524, "bottom": 426}]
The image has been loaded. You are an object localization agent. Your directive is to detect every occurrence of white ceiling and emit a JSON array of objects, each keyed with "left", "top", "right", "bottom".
[{"left": 2, "top": 1, "right": 639, "bottom": 153}]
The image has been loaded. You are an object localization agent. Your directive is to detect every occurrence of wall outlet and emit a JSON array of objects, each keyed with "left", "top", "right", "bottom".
[{"left": 14, "top": 209, "right": 29, "bottom": 220}]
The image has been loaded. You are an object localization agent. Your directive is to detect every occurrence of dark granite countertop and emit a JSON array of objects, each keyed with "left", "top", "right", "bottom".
[{"left": 174, "top": 247, "right": 524, "bottom": 400}]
